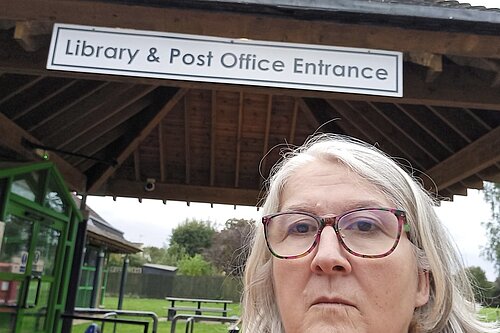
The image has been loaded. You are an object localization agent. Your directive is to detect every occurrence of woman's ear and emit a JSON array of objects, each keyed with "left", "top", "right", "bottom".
[{"left": 415, "top": 269, "right": 430, "bottom": 307}]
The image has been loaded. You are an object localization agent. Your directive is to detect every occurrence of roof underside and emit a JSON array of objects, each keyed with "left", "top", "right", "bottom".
[{"left": 0, "top": 0, "right": 499, "bottom": 206}]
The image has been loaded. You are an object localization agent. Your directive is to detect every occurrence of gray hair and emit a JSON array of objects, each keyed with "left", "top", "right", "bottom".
[{"left": 241, "top": 134, "right": 498, "bottom": 333}]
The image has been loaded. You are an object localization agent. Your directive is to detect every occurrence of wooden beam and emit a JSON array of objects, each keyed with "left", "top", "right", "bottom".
[
  {"left": 13, "top": 21, "right": 51, "bottom": 52},
  {"left": 65, "top": 95, "right": 153, "bottom": 153},
  {"left": 425, "top": 126, "right": 500, "bottom": 190},
  {"left": 259, "top": 95, "right": 272, "bottom": 186},
  {"left": 134, "top": 149, "right": 140, "bottom": 181},
  {"left": 406, "top": 52, "right": 442, "bottom": 83},
  {"left": 28, "top": 81, "right": 110, "bottom": 132},
  {"left": 103, "top": 179, "right": 262, "bottom": 206},
  {"left": 52, "top": 85, "right": 157, "bottom": 149},
  {"left": 297, "top": 98, "right": 320, "bottom": 130},
  {"left": 288, "top": 98, "right": 298, "bottom": 144},
  {"left": 184, "top": 94, "right": 191, "bottom": 185},
  {"left": 210, "top": 90, "right": 217, "bottom": 186},
  {"left": 0, "top": 112, "right": 86, "bottom": 191},
  {"left": 234, "top": 92, "right": 244, "bottom": 187},
  {"left": 38, "top": 83, "right": 135, "bottom": 141},
  {"left": 327, "top": 99, "right": 423, "bottom": 169},
  {"left": 11, "top": 80, "right": 77, "bottom": 121},
  {"left": 3, "top": 0, "right": 500, "bottom": 59},
  {"left": 0, "top": 75, "right": 45, "bottom": 105},
  {"left": 1, "top": 34, "right": 500, "bottom": 111},
  {"left": 86, "top": 88, "right": 188, "bottom": 192},
  {"left": 158, "top": 122, "right": 165, "bottom": 182},
  {"left": 367, "top": 101, "right": 439, "bottom": 163}
]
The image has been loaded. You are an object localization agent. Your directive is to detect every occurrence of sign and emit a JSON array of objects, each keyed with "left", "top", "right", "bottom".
[{"left": 47, "top": 24, "right": 403, "bottom": 97}]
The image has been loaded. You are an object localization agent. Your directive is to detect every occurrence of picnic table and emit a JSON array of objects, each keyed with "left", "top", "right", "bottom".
[{"left": 165, "top": 297, "right": 233, "bottom": 321}]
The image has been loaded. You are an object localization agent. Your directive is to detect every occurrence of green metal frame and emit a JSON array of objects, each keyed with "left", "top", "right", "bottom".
[{"left": 0, "top": 162, "right": 82, "bottom": 333}]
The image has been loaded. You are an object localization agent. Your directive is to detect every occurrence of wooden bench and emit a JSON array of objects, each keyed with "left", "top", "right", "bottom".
[{"left": 165, "top": 297, "right": 232, "bottom": 321}]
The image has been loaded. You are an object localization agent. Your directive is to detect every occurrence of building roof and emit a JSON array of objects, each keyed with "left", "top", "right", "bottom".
[
  {"left": 0, "top": 0, "right": 499, "bottom": 205},
  {"left": 143, "top": 263, "right": 178, "bottom": 272},
  {"left": 74, "top": 195, "right": 142, "bottom": 254}
]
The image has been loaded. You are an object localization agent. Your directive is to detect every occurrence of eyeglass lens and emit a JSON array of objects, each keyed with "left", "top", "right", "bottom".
[{"left": 265, "top": 209, "right": 401, "bottom": 258}]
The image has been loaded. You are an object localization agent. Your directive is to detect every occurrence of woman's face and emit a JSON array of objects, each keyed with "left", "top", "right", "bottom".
[{"left": 272, "top": 160, "right": 429, "bottom": 333}]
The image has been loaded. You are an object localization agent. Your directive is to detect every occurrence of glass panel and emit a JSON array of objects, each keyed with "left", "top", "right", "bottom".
[
  {"left": 11, "top": 171, "right": 42, "bottom": 202},
  {"left": 43, "top": 175, "right": 68, "bottom": 215},
  {"left": 32, "top": 226, "right": 60, "bottom": 276},
  {"left": 0, "top": 311, "right": 16, "bottom": 333},
  {"left": 19, "top": 281, "right": 50, "bottom": 333},
  {"left": 0, "top": 215, "right": 32, "bottom": 275},
  {"left": 0, "top": 280, "right": 21, "bottom": 306}
]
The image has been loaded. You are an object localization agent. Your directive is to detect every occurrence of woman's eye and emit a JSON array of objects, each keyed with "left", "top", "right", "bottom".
[
  {"left": 293, "top": 223, "right": 310, "bottom": 233},
  {"left": 344, "top": 219, "right": 379, "bottom": 232},
  {"left": 287, "top": 221, "right": 317, "bottom": 235},
  {"left": 354, "top": 220, "right": 376, "bottom": 231}
]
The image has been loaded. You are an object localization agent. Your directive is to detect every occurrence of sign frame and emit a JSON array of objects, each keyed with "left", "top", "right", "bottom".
[{"left": 47, "top": 23, "right": 403, "bottom": 97}]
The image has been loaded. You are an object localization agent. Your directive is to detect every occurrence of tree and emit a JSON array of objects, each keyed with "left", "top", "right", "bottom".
[
  {"left": 142, "top": 246, "right": 170, "bottom": 265},
  {"left": 482, "top": 182, "right": 500, "bottom": 273},
  {"left": 204, "top": 218, "right": 254, "bottom": 276},
  {"left": 108, "top": 252, "right": 146, "bottom": 267},
  {"left": 164, "top": 242, "right": 189, "bottom": 266},
  {"left": 465, "top": 266, "right": 494, "bottom": 305},
  {"left": 177, "top": 254, "right": 215, "bottom": 276},
  {"left": 169, "top": 219, "right": 216, "bottom": 257}
]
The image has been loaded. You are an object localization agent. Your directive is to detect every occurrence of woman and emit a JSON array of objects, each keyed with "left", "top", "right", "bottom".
[{"left": 242, "top": 134, "right": 498, "bottom": 333}]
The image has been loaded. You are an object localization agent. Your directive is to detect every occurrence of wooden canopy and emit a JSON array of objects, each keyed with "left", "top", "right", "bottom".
[{"left": 0, "top": 0, "right": 499, "bottom": 206}]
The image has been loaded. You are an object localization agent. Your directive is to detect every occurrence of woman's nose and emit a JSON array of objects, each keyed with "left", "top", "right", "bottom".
[{"left": 310, "top": 226, "right": 352, "bottom": 274}]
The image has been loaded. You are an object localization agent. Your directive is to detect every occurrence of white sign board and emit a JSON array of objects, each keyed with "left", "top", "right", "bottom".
[{"left": 47, "top": 24, "right": 403, "bottom": 97}]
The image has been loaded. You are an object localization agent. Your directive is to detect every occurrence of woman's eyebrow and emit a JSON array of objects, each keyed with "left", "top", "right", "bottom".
[{"left": 281, "top": 200, "right": 388, "bottom": 213}]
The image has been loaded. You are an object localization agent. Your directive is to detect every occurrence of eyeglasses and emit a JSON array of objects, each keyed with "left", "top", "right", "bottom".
[{"left": 262, "top": 207, "right": 409, "bottom": 259}]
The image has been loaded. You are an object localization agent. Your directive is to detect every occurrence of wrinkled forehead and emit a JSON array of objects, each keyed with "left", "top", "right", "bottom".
[{"left": 277, "top": 157, "right": 395, "bottom": 213}]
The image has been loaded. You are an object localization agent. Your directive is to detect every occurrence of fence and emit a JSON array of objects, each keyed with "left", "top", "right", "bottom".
[{"left": 105, "top": 272, "right": 243, "bottom": 302}]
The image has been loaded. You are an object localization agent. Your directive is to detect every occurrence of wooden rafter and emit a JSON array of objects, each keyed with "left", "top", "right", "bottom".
[
  {"left": 289, "top": 98, "right": 298, "bottom": 144},
  {"left": 0, "top": 75, "right": 45, "bottom": 105},
  {"left": 86, "top": 88, "right": 188, "bottom": 192},
  {"left": 28, "top": 81, "right": 110, "bottom": 132},
  {"left": 65, "top": 96, "right": 153, "bottom": 153},
  {"left": 234, "top": 92, "right": 243, "bottom": 188},
  {"left": 159, "top": 122, "right": 165, "bottom": 182},
  {"left": 367, "top": 102, "right": 439, "bottom": 163},
  {"left": 38, "top": 83, "right": 135, "bottom": 142},
  {"left": 210, "top": 90, "right": 216, "bottom": 186},
  {"left": 11, "top": 80, "right": 77, "bottom": 121},
  {"left": 394, "top": 104, "right": 455, "bottom": 153},
  {"left": 74, "top": 121, "right": 135, "bottom": 170},
  {"left": 53, "top": 85, "right": 157, "bottom": 149},
  {"left": 426, "top": 105, "right": 471, "bottom": 143},
  {"left": 1, "top": 33, "right": 500, "bottom": 111},
  {"left": 184, "top": 94, "right": 191, "bottom": 185},
  {"left": 259, "top": 95, "right": 272, "bottom": 186},
  {"left": 327, "top": 99, "right": 419, "bottom": 168},
  {"left": 0, "top": 112, "right": 86, "bottom": 191},
  {"left": 134, "top": 149, "right": 141, "bottom": 181},
  {"left": 425, "top": 126, "right": 500, "bottom": 190},
  {"left": 297, "top": 98, "right": 320, "bottom": 130}
]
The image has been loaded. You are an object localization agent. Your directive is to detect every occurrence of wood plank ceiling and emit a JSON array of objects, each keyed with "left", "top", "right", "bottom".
[{"left": 0, "top": 0, "right": 499, "bottom": 206}]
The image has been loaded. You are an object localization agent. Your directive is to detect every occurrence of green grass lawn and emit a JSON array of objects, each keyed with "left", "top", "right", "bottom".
[
  {"left": 72, "top": 296, "right": 240, "bottom": 333},
  {"left": 73, "top": 296, "right": 497, "bottom": 332},
  {"left": 480, "top": 307, "right": 500, "bottom": 322}
]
